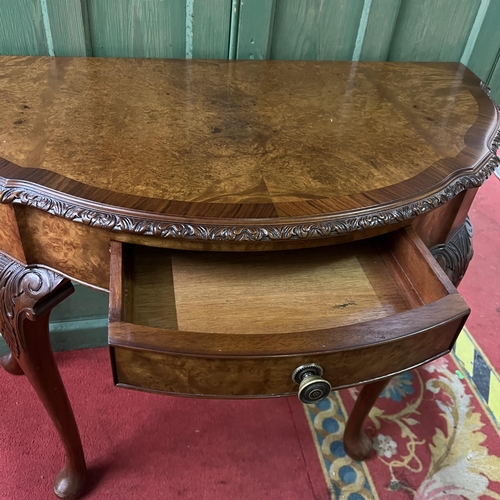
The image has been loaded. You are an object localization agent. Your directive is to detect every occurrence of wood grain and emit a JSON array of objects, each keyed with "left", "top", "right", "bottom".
[
  {"left": 14, "top": 205, "right": 111, "bottom": 290},
  {"left": 359, "top": 0, "right": 402, "bottom": 61},
  {"left": 111, "top": 315, "right": 465, "bottom": 397},
  {"left": 192, "top": 0, "right": 231, "bottom": 59},
  {"left": 46, "top": 0, "right": 89, "bottom": 57},
  {"left": 388, "top": 0, "right": 481, "bottom": 62},
  {"left": 0, "top": 1, "right": 48, "bottom": 56},
  {"left": 0, "top": 204, "right": 26, "bottom": 264},
  {"left": 0, "top": 57, "right": 498, "bottom": 246},
  {"left": 109, "top": 294, "right": 468, "bottom": 357},
  {"left": 109, "top": 228, "right": 469, "bottom": 398},
  {"left": 109, "top": 240, "right": 124, "bottom": 323},
  {"left": 87, "top": 0, "right": 186, "bottom": 58},
  {"left": 1, "top": 58, "right": 477, "bottom": 201},
  {"left": 271, "top": 0, "right": 364, "bottom": 60},
  {"left": 108, "top": 226, "right": 469, "bottom": 401},
  {"left": 108, "top": 228, "right": 469, "bottom": 357},
  {"left": 128, "top": 242, "right": 409, "bottom": 334},
  {"left": 171, "top": 251, "right": 385, "bottom": 334}
]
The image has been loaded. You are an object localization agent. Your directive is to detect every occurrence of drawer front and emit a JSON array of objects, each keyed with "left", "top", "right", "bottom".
[{"left": 111, "top": 315, "right": 465, "bottom": 398}]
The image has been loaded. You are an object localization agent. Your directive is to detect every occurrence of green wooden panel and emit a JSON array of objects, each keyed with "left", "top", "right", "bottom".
[
  {"left": 228, "top": 0, "right": 240, "bottom": 59},
  {"left": 192, "top": 0, "right": 231, "bottom": 59},
  {"left": 359, "top": 0, "right": 401, "bottom": 61},
  {"left": 47, "top": 283, "right": 108, "bottom": 352},
  {"left": 488, "top": 56, "right": 500, "bottom": 106},
  {"left": 46, "top": 0, "right": 90, "bottom": 56},
  {"left": 0, "top": 318, "right": 107, "bottom": 355},
  {"left": 48, "top": 317, "right": 108, "bottom": 352},
  {"left": 466, "top": 0, "right": 500, "bottom": 82},
  {"left": 388, "top": 0, "right": 481, "bottom": 62},
  {"left": 236, "top": 0, "right": 276, "bottom": 60},
  {"left": 80, "top": 0, "right": 94, "bottom": 56},
  {"left": 50, "top": 283, "right": 108, "bottom": 321},
  {"left": 0, "top": 283, "right": 108, "bottom": 356},
  {"left": 87, "top": 0, "right": 186, "bottom": 58},
  {"left": 271, "top": 0, "right": 364, "bottom": 60},
  {"left": 0, "top": 0, "right": 48, "bottom": 55}
]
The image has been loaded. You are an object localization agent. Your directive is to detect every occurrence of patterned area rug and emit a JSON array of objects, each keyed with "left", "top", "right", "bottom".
[
  {"left": 1, "top": 346, "right": 500, "bottom": 498},
  {"left": 306, "top": 353, "right": 500, "bottom": 499}
]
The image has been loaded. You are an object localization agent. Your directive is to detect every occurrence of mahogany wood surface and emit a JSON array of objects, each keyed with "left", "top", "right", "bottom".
[
  {"left": 109, "top": 228, "right": 469, "bottom": 397},
  {"left": 343, "top": 378, "right": 391, "bottom": 461},
  {"left": 0, "top": 252, "right": 86, "bottom": 499},
  {"left": 111, "top": 316, "right": 465, "bottom": 397},
  {"left": 0, "top": 352, "right": 24, "bottom": 375},
  {"left": 0, "top": 57, "right": 499, "bottom": 252},
  {"left": 109, "top": 294, "right": 467, "bottom": 358},
  {"left": 0, "top": 203, "right": 26, "bottom": 264}
]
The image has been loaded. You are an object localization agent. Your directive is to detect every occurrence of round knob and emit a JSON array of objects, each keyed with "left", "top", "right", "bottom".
[{"left": 292, "top": 364, "right": 332, "bottom": 404}]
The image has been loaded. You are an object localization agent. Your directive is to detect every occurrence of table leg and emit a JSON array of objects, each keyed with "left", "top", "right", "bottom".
[
  {"left": 1, "top": 352, "right": 24, "bottom": 375},
  {"left": 0, "top": 254, "right": 87, "bottom": 499},
  {"left": 343, "top": 377, "right": 390, "bottom": 461}
]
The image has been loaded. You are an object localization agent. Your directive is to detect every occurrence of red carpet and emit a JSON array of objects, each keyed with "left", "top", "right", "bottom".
[
  {"left": 0, "top": 348, "right": 328, "bottom": 500},
  {"left": 459, "top": 175, "right": 500, "bottom": 372},
  {"left": 2, "top": 347, "right": 500, "bottom": 499}
]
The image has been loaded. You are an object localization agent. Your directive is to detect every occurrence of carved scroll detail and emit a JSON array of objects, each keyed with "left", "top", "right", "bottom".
[
  {"left": 0, "top": 254, "right": 64, "bottom": 359},
  {"left": 430, "top": 217, "right": 473, "bottom": 287}
]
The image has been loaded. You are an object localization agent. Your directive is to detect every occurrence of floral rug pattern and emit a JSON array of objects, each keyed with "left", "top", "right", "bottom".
[{"left": 305, "top": 355, "right": 500, "bottom": 499}]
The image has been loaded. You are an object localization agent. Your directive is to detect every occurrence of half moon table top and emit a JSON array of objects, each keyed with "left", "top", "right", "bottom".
[{"left": 0, "top": 56, "right": 499, "bottom": 243}]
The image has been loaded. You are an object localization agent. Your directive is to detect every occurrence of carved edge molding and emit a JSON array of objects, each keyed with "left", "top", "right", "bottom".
[
  {"left": 0, "top": 86, "right": 498, "bottom": 243},
  {"left": 0, "top": 157, "right": 498, "bottom": 242},
  {"left": 0, "top": 253, "right": 65, "bottom": 359},
  {"left": 481, "top": 82, "right": 500, "bottom": 153},
  {"left": 431, "top": 217, "right": 473, "bottom": 287}
]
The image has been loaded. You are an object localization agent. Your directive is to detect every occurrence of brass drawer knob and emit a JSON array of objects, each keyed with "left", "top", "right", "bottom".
[{"left": 292, "top": 364, "right": 332, "bottom": 404}]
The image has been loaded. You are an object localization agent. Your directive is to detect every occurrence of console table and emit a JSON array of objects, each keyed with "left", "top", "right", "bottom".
[{"left": 0, "top": 57, "right": 499, "bottom": 499}]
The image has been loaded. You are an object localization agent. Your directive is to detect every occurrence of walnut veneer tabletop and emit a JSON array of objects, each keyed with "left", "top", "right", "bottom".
[{"left": 0, "top": 57, "right": 498, "bottom": 242}]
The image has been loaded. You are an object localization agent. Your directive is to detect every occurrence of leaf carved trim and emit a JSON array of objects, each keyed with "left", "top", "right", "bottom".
[
  {"left": 481, "top": 82, "right": 500, "bottom": 154},
  {"left": 0, "top": 253, "right": 65, "bottom": 359},
  {"left": 0, "top": 158, "right": 499, "bottom": 242},
  {"left": 0, "top": 83, "right": 498, "bottom": 243},
  {"left": 431, "top": 217, "right": 473, "bottom": 287}
]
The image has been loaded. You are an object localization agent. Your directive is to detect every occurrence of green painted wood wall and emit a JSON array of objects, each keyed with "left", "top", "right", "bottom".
[
  {"left": 0, "top": 0, "right": 499, "bottom": 352},
  {"left": 0, "top": 0, "right": 499, "bottom": 94}
]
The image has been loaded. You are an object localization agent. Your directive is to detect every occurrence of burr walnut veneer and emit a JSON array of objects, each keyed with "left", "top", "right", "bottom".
[{"left": 0, "top": 56, "right": 499, "bottom": 499}]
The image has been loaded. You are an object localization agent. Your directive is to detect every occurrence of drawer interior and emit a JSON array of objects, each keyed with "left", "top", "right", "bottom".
[
  {"left": 108, "top": 228, "right": 469, "bottom": 397},
  {"left": 128, "top": 243, "right": 410, "bottom": 334},
  {"left": 110, "top": 228, "right": 456, "bottom": 343}
]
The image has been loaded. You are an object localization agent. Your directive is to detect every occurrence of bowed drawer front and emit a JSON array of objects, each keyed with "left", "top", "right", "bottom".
[{"left": 108, "top": 228, "right": 469, "bottom": 398}]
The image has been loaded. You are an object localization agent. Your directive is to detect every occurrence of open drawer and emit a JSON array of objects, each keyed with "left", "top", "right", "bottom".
[{"left": 108, "top": 228, "right": 469, "bottom": 399}]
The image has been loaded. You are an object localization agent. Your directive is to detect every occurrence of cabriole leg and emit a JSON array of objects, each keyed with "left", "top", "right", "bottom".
[
  {"left": 0, "top": 253, "right": 87, "bottom": 499},
  {"left": 343, "top": 378, "right": 391, "bottom": 460}
]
